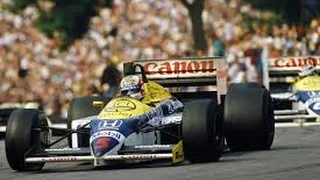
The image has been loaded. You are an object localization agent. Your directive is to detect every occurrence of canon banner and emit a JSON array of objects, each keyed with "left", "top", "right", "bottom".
[
  {"left": 269, "top": 56, "right": 320, "bottom": 71},
  {"left": 133, "top": 58, "right": 224, "bottom": 79}
]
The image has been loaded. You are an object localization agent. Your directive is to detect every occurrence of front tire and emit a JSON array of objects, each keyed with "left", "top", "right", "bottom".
[{"left": 5, "top": 109, "right": 49, "bottom": 171}]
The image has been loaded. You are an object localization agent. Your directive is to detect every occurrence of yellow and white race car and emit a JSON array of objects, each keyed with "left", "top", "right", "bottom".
[
  {"left": 5, "top": 57, "right": 274, "bottom": 171},
  {"left": 264, "top": 56, "right": 320, "bottom": 127}
]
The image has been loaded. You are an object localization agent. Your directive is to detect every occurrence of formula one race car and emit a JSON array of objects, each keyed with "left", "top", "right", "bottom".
[
  {"left": 5, "top": 57, "right": 274, "bottom": 171},
  {"left": 264, "top": 56, "right": 320, "bottom": 127}
]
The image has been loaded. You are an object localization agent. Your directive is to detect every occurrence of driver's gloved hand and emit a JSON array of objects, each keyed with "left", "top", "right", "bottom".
[{"left": 159, "top": 98, "right": 184, "bottom": 116}]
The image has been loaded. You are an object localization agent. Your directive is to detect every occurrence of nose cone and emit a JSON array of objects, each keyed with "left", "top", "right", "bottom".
[
  {"left": 91, "top": 137, "right": 119, "bottom": 157},
  {"left": 90, "top": 119, "right": 137, "bottom": 157}
]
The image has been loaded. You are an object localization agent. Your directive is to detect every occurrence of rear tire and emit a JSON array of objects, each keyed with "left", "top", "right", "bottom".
[
  {"left": 68, "top": 96, "right": 110, "bottom": 147},
  {"left": 182, "top": 100, "right": 224, "bottom": 163},
  {"left": 5, "top": 109, "right": 49, "bottom": 171},
  {"left": 224, "top": 83, "right": 275, "bottom": 151}
]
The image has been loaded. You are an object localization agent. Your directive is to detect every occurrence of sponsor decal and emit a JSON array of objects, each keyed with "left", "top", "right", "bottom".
[
  {"left": 175, "top": 152, "right": 183, "bottom": 159},
  {"left": 172, "top": 141, "right": 184, "bottom": 164},
  {"left": 45, "top": 148, "right": 81, "bottom": 152},
  {"left": 302, "top": 78, "right": 320, "bottom": 87},
  {"left": 134, "top": 145, "right": 172, "bottom": 149},
  {"left": 270, "top": 56, "right": 320, "bottom": 69},
  {"left": 42, "top": 157, "right": 77, "bottom": 162},
  {"left": 90, "top": 119, "right": 137, "bottom": 157},
  {"left": 136, "top": 59, "right": 219, "bottom": 79},
  {"left": 160, "top": 114, "right": 182, "bottom": 125},
  {"left": 94, "top": 137, "right": 111, "bottom": 149},
  {"left": 104, "top": 99, "right": 136, "bottom": 112},
  {"left": 294, "top": 77, "right": 320, "bottom": 91},
  {"left": 98, "top": 120, "right": 123, "bottom": 130},
  {"left": 143, "top": 60, "right": 215, "bottom": 75},
  {"left": 120, "top": 154, "right": 157, "bottom": 160},
  {"left": 99, "top": 97, "right": 151, "bottom": 119},
  {"left": 90, "top": 130, "right": 125, "bottom": 142}
]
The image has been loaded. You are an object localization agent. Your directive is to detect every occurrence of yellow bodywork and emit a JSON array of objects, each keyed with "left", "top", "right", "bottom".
[
  {"left": 293, "top": 76, "right": 320, "bottom": 91},
  {"left": 172, "top": 140, "right": 184, "bottom": 164},
  {"left": 98, "top": 97, "right": 151, "bottom": 119},
  {"left": 98, "top": 81, "right": 172, "bottom": 119},
  {"left": 142, "top": 81, "right": 172, "bottom": 104}
]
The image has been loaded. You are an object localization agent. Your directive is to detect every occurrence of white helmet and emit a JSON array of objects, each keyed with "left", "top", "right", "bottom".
[
  {"left": 298, "top": 64, "right": 317, "bottom": 77},
  {"left": 120, "top": 75, "right": 144, "bottom": 100}
]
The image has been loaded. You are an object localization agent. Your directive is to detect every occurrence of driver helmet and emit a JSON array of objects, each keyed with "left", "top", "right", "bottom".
[
  {"left": 120, "top": 75, "right": 144, "bottom": 100},
  {"left": 298, "top": 64, "right": 317, "bottom": 77}
]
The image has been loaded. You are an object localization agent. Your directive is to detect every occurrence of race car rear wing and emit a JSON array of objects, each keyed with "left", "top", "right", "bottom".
[
  {"left": 263, "top": 56, "right": 320, "bottom": 90},
  {"left": 123, "top": 57, "right": 227, "bottom": 103}
]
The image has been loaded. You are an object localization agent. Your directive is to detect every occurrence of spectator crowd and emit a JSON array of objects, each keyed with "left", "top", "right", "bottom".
[{"left": 0, "top": 0, "right": 319, "bottom": 120}]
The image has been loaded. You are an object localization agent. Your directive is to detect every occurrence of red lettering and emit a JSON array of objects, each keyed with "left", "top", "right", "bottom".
[
  {"left": 173, "top": 62, "right": 187, "bottom": 74},
  {"left": 187, "top": 62, "right": 200, "bottom": 73},
  {"left": 158, "top": 62, "right": 172, "bottom": 75},
  {"left": 121, "top": 154, "right": 156, "bottom": 160},
  {"left": 306, "top": 57, "right": 318, "bottom": 66},
  {"left": 43, "top": 157, "right": 77, "bottom": 162},
  {"left": 274, "top": 58, "right": 284, "bottom": 67},
  {"left": 200, "top": 61, "right": 215, "bottom": 73},
  {"left": 144, "top": 63, "right": 157, "bottom": 74},
  {"left": 143, "top": 60, "right": 216, "bottom": 75},
  {"left": 287, "top": 58, "right": 297, "bottom": 67},
  {"left": 273, "top": 57, "right": 320, "bottom": 68}
]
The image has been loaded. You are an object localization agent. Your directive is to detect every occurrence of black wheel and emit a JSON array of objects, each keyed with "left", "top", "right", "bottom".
[
  {"left": 5, "top": 109, "right": 49, "bottom": 171},
  {"left": 224, "top": 83, "right": 275, "bottom": 151},
  {"left": 182, "top": 99, "right": 224, "bottom": 163},
  {"left": 68, "top": 96, "right": 110, "bottom": 147}
]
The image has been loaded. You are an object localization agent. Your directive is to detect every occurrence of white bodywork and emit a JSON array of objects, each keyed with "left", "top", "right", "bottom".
[{"left": 70, "top": 114, "right": 182, "bottom": 149}]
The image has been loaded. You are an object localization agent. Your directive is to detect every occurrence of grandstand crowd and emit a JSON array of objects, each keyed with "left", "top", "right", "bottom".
[{"left": 0, "top": 0, "right": 319, "bottom": 119}]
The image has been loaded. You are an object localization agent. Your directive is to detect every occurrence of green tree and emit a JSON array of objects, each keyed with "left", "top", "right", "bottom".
[
  {"left": 7, "top": 0, "right": 209, "bottom": 52},
  {"left": 7, "top": 0, "right": 113, "bottom": 50},
  {"left": 243, "top": 0, "right": 320, "bottom": 26},
  {"left": 180, "top": 0, "right": 207, "bottom": 54}
]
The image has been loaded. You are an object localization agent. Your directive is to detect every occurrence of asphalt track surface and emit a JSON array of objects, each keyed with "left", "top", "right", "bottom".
[{"left": 0, "top": 126, "right": 319, "bottom": 180}]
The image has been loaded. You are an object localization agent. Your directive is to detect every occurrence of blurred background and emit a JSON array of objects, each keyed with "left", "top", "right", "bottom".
[{"left": 0, "top": 0, "right": 319, "bottom": 121}]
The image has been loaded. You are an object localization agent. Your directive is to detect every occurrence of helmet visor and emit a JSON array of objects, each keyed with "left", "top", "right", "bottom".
[{"left": 121, "top": 84, "right": 141, "bottom": 95}]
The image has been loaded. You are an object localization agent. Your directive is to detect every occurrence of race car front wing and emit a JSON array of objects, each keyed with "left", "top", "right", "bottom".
[{"left": 24, "top": 141, "right": 184, "bottom": 165}]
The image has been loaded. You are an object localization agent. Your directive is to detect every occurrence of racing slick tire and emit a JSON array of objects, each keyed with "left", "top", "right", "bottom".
[
  {"left": 5, "top": 109, "right": 49, "bottom": 171},
  {"left": 182, "top": 99, "right": 224, "bottom": 163},
  {"left": 224, "top": 83, "right": 275, "bottom": 151},
  {"left": 68, "top": 96, "right": 110, "bottom": 147}
]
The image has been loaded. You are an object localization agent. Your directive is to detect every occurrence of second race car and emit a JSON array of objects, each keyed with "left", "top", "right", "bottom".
[{"left": 265, "top": 56, "right": 320, "bottom": 126}]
